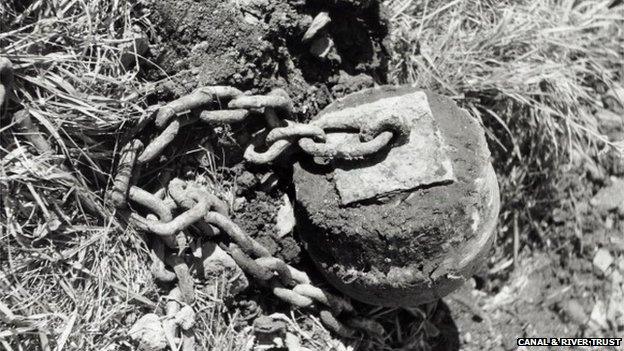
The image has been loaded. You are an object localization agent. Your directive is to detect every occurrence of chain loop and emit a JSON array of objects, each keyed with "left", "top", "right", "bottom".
[
  {"left": 298, "top": 131, "right": 393, "bottom": 159},
  {"left": 155, "top": 86, "right": 243, "bottom": 128},
  {"left": 228, "top": 94, "right": 293, "bottom": 113},
  {"left": 228, "top": 243, "right": 274, "bottom": 281},
  {"left": 244, "top": 138, "right": 292, "bottom": 164},
  {"left": 128, "top": 186, "right": 177, "bottom": 248},
  {"left": 109, "top": 139, "right": 143, "bottom": 208},
  {"left": 199, "top": 109, "right": 249, "bottom": 124},
  {"left": 265, "top": 120, "right": 326, "bottom": 144},
  {"left": 137, "top": 119, "right": 179, "bottom": 164},
  {"left": 129, "top": 196, "right": 209, "bottom": 237}
]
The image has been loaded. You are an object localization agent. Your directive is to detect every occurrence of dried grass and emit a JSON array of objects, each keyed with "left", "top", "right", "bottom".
[{"left": 387, "top": 0, "right": 623, "bottom": 269}]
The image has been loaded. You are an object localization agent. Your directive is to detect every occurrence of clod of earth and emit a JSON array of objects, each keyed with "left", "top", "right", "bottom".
[
  {"left": 143, "top": 0, "right": 389, "bottom": 119},
  {"left": 294, "top": 86, "right": 500, "bottom": 307}
]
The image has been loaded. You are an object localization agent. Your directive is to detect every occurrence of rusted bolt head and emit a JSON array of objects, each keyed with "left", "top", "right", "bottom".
[{"left": 293, "top": 86, "right": 500, "bottom": 307}]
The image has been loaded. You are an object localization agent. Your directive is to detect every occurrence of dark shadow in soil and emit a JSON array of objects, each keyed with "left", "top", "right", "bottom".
[
  {"left": 347, "top": 299, "right": 460, "bottom": 350},
  {"left": 432, "top": 300, "right": 461, "bottom": 351}
]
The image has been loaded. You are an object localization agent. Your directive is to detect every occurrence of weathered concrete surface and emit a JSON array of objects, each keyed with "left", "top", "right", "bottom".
[
  {"left": 293, "top": 86, "right": 500, "bottom": 307},
  {"left": 315, "top": 91, "right": 455, "bottom": 204}
]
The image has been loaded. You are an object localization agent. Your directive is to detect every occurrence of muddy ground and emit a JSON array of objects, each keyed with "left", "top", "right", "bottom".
[{"left": 132, "top": 0, "right": 624, "bottom": 349}]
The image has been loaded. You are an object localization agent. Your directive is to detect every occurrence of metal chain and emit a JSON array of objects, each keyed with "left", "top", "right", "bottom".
[
  {"left": 105, "top": 84, "right": 402, "bottom": 337},
  {"left": 118, "top": 85, "right": 409, "bottom": 184}
]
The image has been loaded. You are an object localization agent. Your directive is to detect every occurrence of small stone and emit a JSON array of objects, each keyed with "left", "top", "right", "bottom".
[
  {"left": 174, "top": 306, "right": 195, "bottom": 331},
  {"left": 605, "top": 216, "right": 614, "bottom": 229},
  {"left": 128, "top": 314, "right": 167, "bottom": 351},
  {"left": 284, "top": 332, "right": 307, "bottom": 351},
  {"left": 253, "top": 315, "right": 287, "bottom": 335},
  {"left": 275, "top": 195, "right": 295, "bottom": 238},
  {"left": 593, "top": 248, "right": 614, "bottom": 274},
  {"left": 589, "top": 300, "right": 609, "bottom": 330},
  {"left": 595, "top": 109, "right": 623, "bottom": 137},
  {"left": 236, "top": 171, "right": 257, "bottom": 192},
  {"left": 561, "top": 300, "right": 587, "bottom": 325},
  {"left": 610, "top": 269, "right": 623, "bottom": 285},
  {"left": 610, "top": 236, "right": 624, "bottom": 251},
  {"left": 201, "top": 241, "right": 249, "bottom": 295},
  {"left": 253, "top": 314, "right": 288, "bottom": 348},
  {"left": 233, "top": 196, "right": 247, "bottom": 212},
  {"left": 243, "top": 12, "right": 260, "bottom": 25},
  {"left": 303, "top": 12, "right": 331, "bottom": 42},
  {"left": 590, "top": 178, "right": 624, "bottom": 212}
]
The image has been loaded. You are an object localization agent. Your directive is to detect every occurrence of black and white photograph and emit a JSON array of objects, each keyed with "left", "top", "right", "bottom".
[{"left": 0, "top": 0, "right": 623, "bottom": 349}]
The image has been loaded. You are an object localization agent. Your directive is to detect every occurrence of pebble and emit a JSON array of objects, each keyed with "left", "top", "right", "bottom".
[
  {"left": 128, "top": 314, "right": 167, "bottom": 351},
  {"left": 253, "top": 314, "right": 287, "bottom": 335},
  {"left": 275, "top": 195, "right": 295, "bottom": 238},
  {"left": 595, "top": 109, "right": 623, "bottom": 137},
  {"left": 562, "top": 299, "right": 587, "bottom": 325},
  {"left": 593, "top": 248, "right": 614, "bottom": 274},
  {"left": 201, "top": 241, "right": 249, "bottom": 295},
  {"left": 589, "top": 300, "right": 609, "bottom": 330},
  {"left": 302, "top": 12, "right": 331, "bottom": 42},
  {"left": 590, "top": 177, "right": 624, "bottom": 212},
  {"left": 236, "top": 171, "right": 257, "bottom": 192},
  {"left": 174, "top": 305, "right": 196, "bottom": 330},
  {"left": 233, "top": 196, "right": 247, "bottom": 212}
]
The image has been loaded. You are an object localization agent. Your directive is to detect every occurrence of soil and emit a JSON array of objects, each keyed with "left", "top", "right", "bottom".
[
  {"left": 444, "top": 170, "right": 624, "bottom": 351},
  {"left": 141, "top": 0, "right": 390, "bottom": 121},
  {"left": 293, "top": 87, "right": 499, "bottom": 306},
  {"left": 232, "top": 190, "right": 302, "bottom": 263}
]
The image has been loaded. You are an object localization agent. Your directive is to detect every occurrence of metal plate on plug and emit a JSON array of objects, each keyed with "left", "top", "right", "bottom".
[{"left": 316, "top": 91, "right": 455, "bottom": 205}]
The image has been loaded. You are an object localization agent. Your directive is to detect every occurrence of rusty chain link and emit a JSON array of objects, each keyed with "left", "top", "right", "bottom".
[
  {"left": 105, "top": 84, "right": 402, "bottom": 338},
  {"left": 113, "top": 85, "right": 410, "bottom": 187}
]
